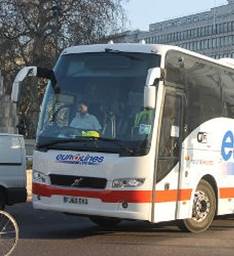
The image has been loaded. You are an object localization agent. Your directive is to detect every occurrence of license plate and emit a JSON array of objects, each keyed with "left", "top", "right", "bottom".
[{"left": 63, "top": 196, "right": 88, "bottom": 205}]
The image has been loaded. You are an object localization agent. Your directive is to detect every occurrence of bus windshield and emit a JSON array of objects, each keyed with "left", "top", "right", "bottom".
[{"left": 37, "top": 52, "right": 161, "bottom": 156}]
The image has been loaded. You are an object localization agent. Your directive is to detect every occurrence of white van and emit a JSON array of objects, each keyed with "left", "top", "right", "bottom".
[{"left": 0, "top": 134, "right": 27, "bottom": 209}]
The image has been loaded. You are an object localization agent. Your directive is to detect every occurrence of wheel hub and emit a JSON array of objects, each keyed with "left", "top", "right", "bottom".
[{"left": 192, "top": 190, "right": 210, "bottom": 222}]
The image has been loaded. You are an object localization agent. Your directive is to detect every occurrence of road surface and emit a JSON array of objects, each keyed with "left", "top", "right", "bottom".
[{"left": 6, "top": 203, "right": 234, "bottom": 256}]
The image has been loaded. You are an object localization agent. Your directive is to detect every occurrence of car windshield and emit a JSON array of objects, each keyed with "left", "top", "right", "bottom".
[{"left": 37, "top": 51, "right": 161, "bottom": 155}]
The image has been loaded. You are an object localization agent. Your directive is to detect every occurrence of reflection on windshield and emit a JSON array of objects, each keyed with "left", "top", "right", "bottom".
[{"left": 37, "top": 52, "right": 160, "bottom": 155}]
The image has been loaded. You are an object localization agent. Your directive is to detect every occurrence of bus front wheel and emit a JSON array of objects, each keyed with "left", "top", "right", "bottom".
[
  {"left": 89, "top": 216, "right": 121, "bottom": 228},
  {"left": 179, "top": 179, "right": 216, "bottom": 233}
]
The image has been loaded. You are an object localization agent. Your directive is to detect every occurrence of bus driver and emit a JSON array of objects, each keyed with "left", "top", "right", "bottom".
[{"left": 70, "top": 102, "right": 102, "bottom": 131}]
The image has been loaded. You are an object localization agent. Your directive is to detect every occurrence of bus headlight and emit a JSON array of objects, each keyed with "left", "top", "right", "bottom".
[
  {"left": 112, "top": 178, "right": 145, "bottom": 188},
  {"left": 33, "top": 170, "right": 49, "bottom": 184}
]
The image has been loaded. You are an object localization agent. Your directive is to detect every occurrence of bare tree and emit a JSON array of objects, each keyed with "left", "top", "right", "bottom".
[{"left": 0, "top": 0, "right": 127, "bottom": 138}]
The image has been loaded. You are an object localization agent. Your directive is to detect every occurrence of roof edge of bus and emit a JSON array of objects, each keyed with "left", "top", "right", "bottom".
[
  {"left": 62, "top": 43, "right": 175, "bottom": 56},
  {"left": 61, "top": 43, "right": 234, "bottom": 70}
]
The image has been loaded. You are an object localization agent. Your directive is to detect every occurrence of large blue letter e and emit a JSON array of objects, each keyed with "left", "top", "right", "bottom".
[{"left": 221, "top": 131, "right": 234, "bottom": 161}]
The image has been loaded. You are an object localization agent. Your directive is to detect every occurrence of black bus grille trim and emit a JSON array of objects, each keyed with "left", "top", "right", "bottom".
[{"left": 49, "top": 174, "right": 107, "bottom": 189}]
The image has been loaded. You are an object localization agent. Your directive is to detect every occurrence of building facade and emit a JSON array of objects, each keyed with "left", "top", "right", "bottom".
[{"left": 117, "top": 0, "right": 234, "bottom": 59}]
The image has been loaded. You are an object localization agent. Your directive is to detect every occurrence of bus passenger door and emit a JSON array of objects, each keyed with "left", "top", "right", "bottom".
[{"left": 152, "top": 89, "right": 185, "bottom": 223}]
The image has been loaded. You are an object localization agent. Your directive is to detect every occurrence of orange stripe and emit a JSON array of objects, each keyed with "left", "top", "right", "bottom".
[
  {"left": 155, "top": 189, "right": 192, "bottom": 203},
  {"left": 32, "top": 183, "right": 152, "bottom": 203},
  {"left": 33, "top": 183, "right": 192, "bottom": 203},
  {"left": 219, "top": 188, "right": 234, "bottom": 198}
]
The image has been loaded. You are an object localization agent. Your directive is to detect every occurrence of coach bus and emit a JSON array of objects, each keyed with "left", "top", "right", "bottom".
[{"left": 11, "top": 43, "right": 234, "bottom": 233}]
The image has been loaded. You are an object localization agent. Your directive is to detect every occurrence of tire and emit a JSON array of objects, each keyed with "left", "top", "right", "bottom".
[
  {"left": 89, "top": 216, "right": 121, "bottom": 228},
  {"left": 0, "top": 191, "right": 5, "bottom": 210},
  {"left": 0, "top": 210, "right": 19, "bottom": 256},
  {"left": 178, "top": 179, "right": 216, "bottom": 233}
]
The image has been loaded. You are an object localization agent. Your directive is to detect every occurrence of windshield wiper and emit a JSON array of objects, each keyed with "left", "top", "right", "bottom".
[
  {"left": 92, "top": 137, "right": 134, "bottom": 155},
  {"left": 37, "top": 137, "right": 93, "bottom": 149},
  {"left": 37, "top": 136, "right": 134, "bottom": 155},
  {"left": 104, "top": 48, "right": 141, "bottom": 61}
]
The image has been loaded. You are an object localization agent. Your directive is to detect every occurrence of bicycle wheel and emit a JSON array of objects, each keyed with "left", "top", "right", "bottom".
[{"left": 0, "top": 211, "right": 19, "bottom": 256}]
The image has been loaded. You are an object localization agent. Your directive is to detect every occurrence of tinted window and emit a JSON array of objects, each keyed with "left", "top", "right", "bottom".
[
  {"left": 37, "top": 52, "right": 160, "bottom": 155},
  {"left": 166, "top": 51, "right": 222, "bottom": 132},
  {"left": 185, "top": 57, "right": 221, "bottom": 131},
  {"left": 221, "top": 70, "right": 234, "bottom": 118},
  {"left": 157, "top": 93, "right": 182, "bottom": 182}
]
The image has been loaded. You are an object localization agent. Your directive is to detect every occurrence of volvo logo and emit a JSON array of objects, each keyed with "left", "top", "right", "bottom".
[{"left": 71, "top": 178, "right": 83, "bottom": 187}]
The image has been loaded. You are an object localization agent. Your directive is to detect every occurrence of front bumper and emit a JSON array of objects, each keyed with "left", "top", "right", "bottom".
[{"left": 32, "top": 183, "right": 151, "bottom": 221}]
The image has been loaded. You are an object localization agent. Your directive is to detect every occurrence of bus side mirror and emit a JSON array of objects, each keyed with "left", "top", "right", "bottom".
[
  {"left": 11, "top": 66, "right": 37, "bottom": 103},
  {"left": 144, "top": 67, "right": 161, "bottom": 109},
  {"left": 144, "top": 86, "right": 156, "bottom": 109},
  {"left": 145, "top": 67, "right": 161, "bottom": 86},
  {"left": 11, "top": 66, "right": 57, "bottom": 103}
]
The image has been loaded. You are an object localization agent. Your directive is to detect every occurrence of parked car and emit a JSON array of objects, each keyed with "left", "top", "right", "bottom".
[{"left": 0, "top": 134, "right": 27, "bottom": 209}]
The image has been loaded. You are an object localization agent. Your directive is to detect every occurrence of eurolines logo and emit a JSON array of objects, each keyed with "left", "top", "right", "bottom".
[
  {"left": 221, "top": 131, "right": 234, "bottom": 161},
  {"left": 56, "top": 154, "right": 104, "bottom": 165}
]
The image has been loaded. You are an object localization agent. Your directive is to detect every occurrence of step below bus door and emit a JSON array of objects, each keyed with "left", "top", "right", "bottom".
[{"left": 152, "top": 90, "right": 185, "bottom": 223}]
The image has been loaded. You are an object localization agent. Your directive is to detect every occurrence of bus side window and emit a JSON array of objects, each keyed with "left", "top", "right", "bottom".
[
  {"left": 156, "top": 93, "right": 182, "bottom": 182},
  {"left": 222, "top": 70, "right": 234, "bottom": 118},
  {"left": 159, "top": 93, "right": 181, "bottom": 158}
]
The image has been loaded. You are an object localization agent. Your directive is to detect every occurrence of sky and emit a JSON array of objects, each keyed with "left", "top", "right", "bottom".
[{"left": 124, "top": 0, "right": 228, "bottom": 31}]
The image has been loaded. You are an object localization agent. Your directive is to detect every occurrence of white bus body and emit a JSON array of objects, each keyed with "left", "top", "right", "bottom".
[{"left": 12, "top": 43, "right": 234, "bottom": 232}]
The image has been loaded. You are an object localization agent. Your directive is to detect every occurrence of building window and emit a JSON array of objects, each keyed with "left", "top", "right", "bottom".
[
  {"left": 204, "top": 26, "right": 209, "bottom": 36},
  {"left": 224, "top": 36, "right": 228, "bottom": 46},
  {"left": 214, "top": 24, "right": 218, "bottom": 34},
  {"left": 208, "top": 25, "right": 212, "bottom": 35},
  {"left": 166, "top": 34, "right": 169, "bottom": 41},
  {"left": 188, "top": 43, "right": 191, "bottom": 49},
  {"left": 208, "top": 39, "right": 211, "bottom": 49},
  {"left": 188, "top": 30, "right": 191, "bottom": 38},
  {"left": 224, "top": 23, "right": 228, "bottom": 33},
  {"left": 232, "top": 21, "right": 234, "bottom": 32},
  {"left": 192, "top": 29, "right": 196, "bottom": 38},
  {"left": 228, "top": 22, "right": 232, "bottom": 32},
  {"left": 186, "top": 30, "right": 189, "bottom": 38},
  {"left": 212, "top": 38, "right": 217, "bottom": 48},
  {"left": 200, "top": 40, "right": 204, "bottom": 49},
  {"left": 200, "top": 27, "right": 203, "bottom": 36},
  {"left": 220, "top": 37, "right": 224, "bottom": 47},
  {"left": 217, "top": 24, "right": 221, "bottom": 34}
]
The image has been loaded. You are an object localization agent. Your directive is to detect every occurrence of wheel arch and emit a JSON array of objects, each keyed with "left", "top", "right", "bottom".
[
  {"left": 186, "top": 174, "right": 218, "bottom": 219},
  {"left": 178, "top": 175, "right": 218, "bottom": 233}
]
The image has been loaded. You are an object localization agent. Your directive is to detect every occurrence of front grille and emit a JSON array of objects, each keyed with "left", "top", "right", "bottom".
[{"left": 49, "top": 174, "right": 107, "bottom": 189}]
